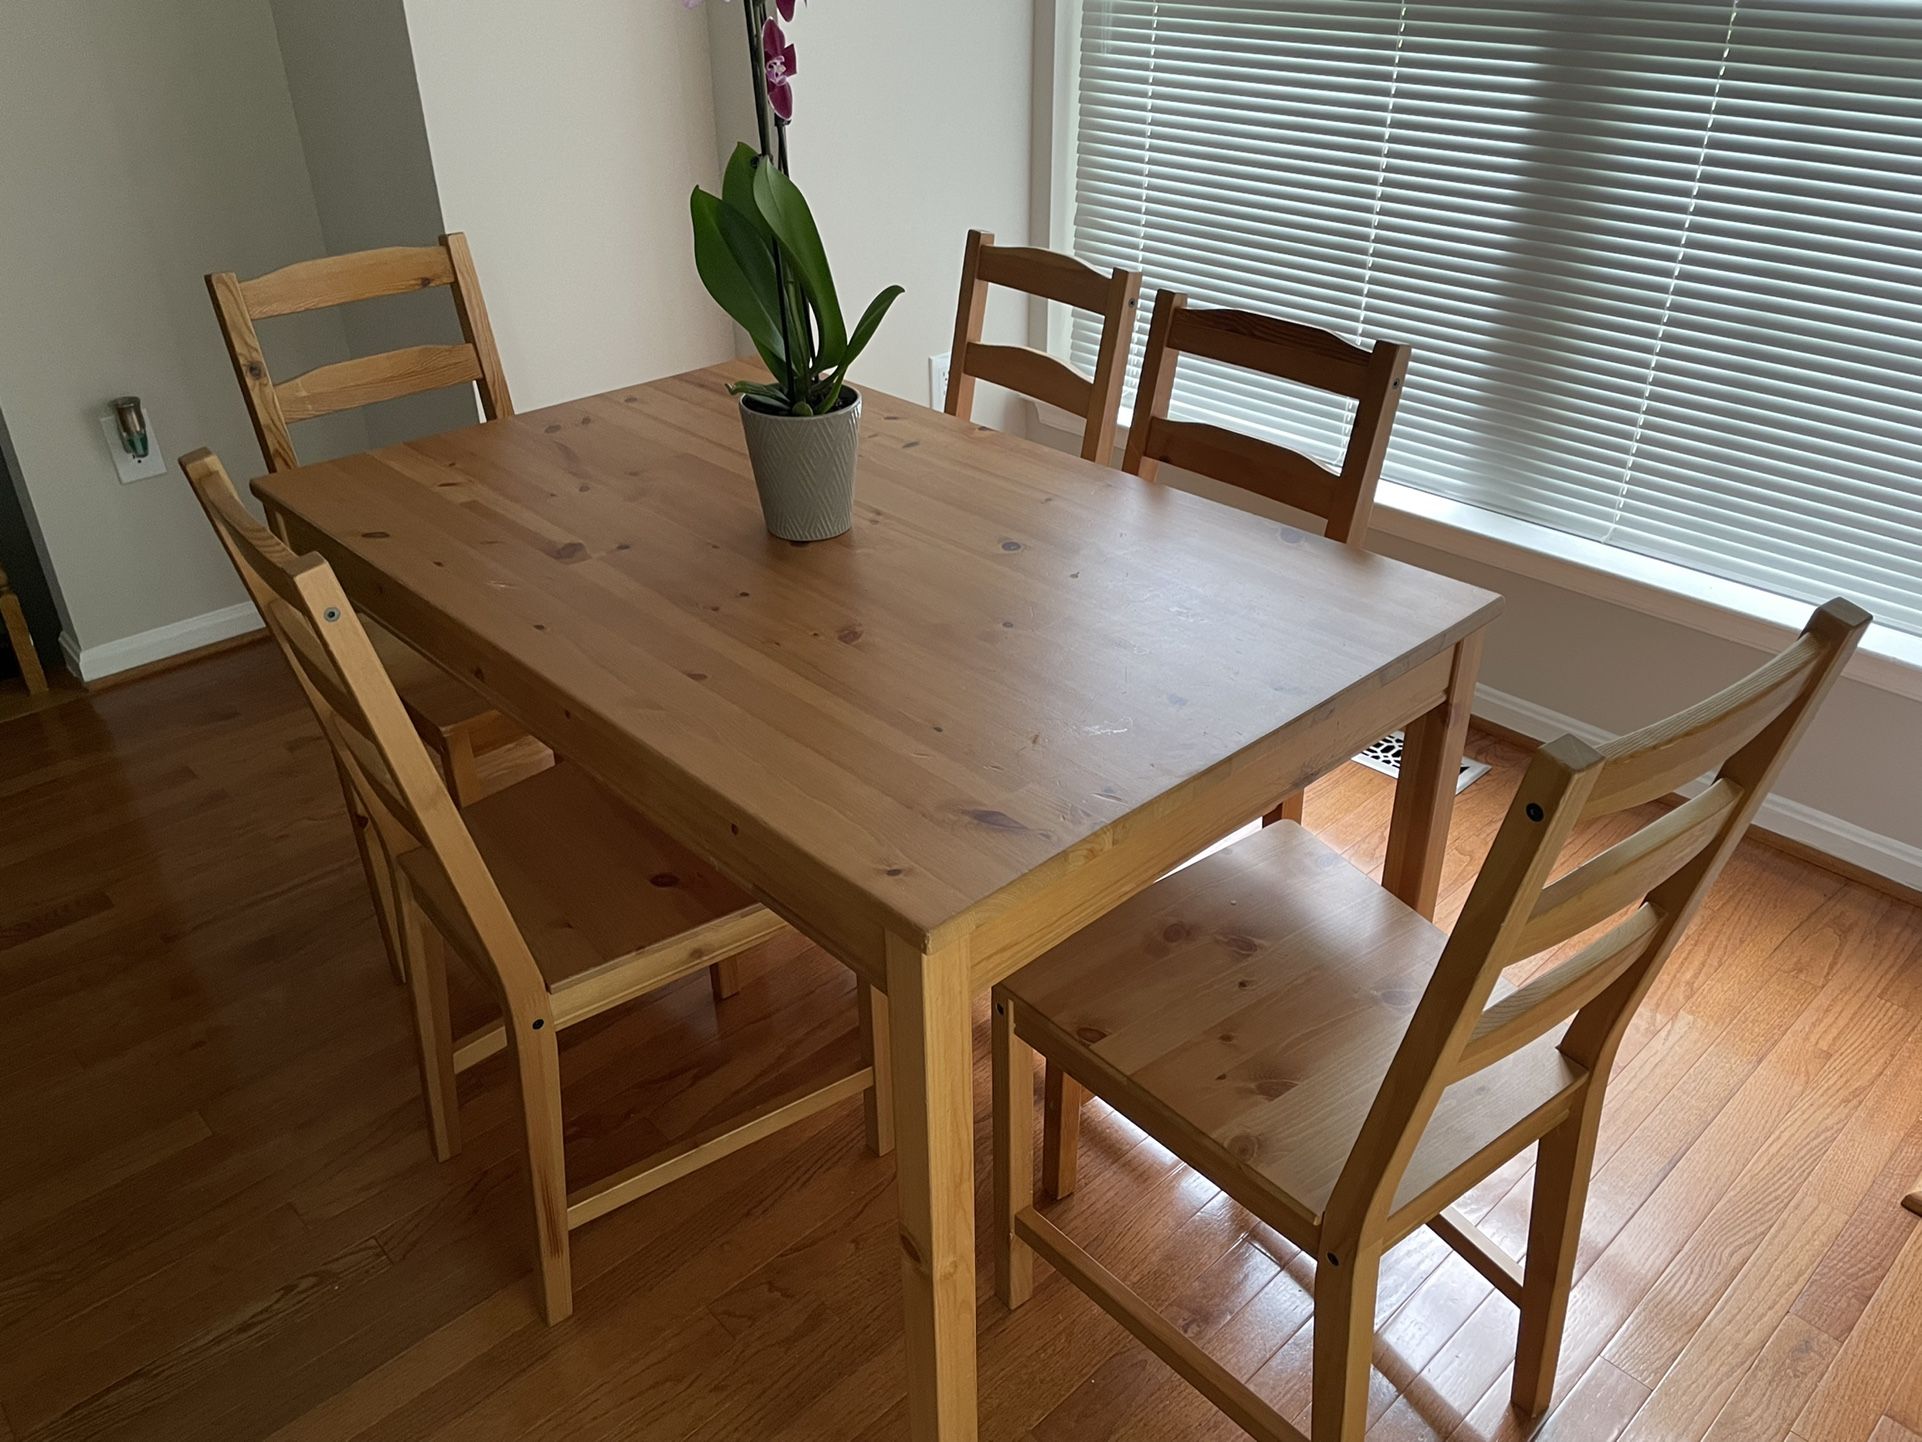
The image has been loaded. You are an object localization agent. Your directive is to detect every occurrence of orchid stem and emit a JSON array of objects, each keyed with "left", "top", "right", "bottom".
[
  {"left": 743, "top": 0, "right": 775, "bottom": 160},
  {"left": 742, "top": 0, "right": 796, "bottom": 405}
]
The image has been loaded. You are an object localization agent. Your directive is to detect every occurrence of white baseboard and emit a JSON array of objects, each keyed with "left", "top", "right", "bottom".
[
  {"left": 1474, "top": 683, "right": 1922, "bottom": 895},
  {"left": 60, "top": 602, "right": 264, "bottom": 684}
]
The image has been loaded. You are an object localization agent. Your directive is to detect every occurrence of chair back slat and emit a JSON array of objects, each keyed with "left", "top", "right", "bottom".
[
  {"left": 946, "top": 229, "right": 1142, "bottom": 464},
  {"left": 208, "top": 232, "right": 512, "bottom": 475},
  {"left": 264, "top": 594, "right": 369, "bottom": 729},
  {"left": 1140, "top": 417, "right": 1342, "bottom": 522},
  {"left": 1320, "top": 599, "right": 1869, "bottom": 1239},
  {"left": 276, "top": 345, "right": 486, "bottom": 424},
  {"left": 1509, "top": 777, "right": 1742, "bottom": 961},
  {"left": 1165, "top": 304, "right": 1379, "bottom": 399},
  {"left": 181, "top": 449, "right": 544, "bottom": 1009},
  {"left": 1123, "top": 290, "right": 1410, "bottom": 546},
  {"left": 1583, "top": 634, "right": 1823, "bottom": 816},
  {"left": 238, "top": 243, "right": 457, "bottom": 318},
  {"left": 1455, "top": 904, "right": 1661, "bottom": 1074},
  {"left": 974, "top": 242, "right": 1118, "bottom": 313},
  {"left": 963, "top": 344, "right": 1095, "bottom": 420}
]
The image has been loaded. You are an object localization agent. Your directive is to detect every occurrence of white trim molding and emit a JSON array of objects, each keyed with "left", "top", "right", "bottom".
[
  {"left": 60, "top": 602, "right": 264, "bottom": 684},
  {"left": 1474, "top": 684, "right": 1922, "bottom": 896}
]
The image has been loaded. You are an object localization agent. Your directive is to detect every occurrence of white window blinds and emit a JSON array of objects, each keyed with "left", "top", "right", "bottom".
[{"left": 1068, "top": 1, "right": 1922, "bottom": 638}]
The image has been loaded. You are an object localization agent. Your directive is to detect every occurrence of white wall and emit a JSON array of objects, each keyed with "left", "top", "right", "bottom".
[
  {"left": 403, "top": 0, "right": 735, "bottom": 411},
  {"left": 271, "top": 0, "right": 477, "bottom": 451},
  {"left": 703, "top": 0, "right": 1036, "bottom": 418},
  {"left": 0, "top": 0, "right": 367, "bottom": 674}
]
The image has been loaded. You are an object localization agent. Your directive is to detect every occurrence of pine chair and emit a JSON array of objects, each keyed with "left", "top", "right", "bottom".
[
  {"left": 992, "top": 600, "right": 1867, "bottom": 1442},
  {"left": 183, "top": 449, "right": 892, "bottom": 1326},
  {"left": 1128, "top": 291, "right": 1412, "bottom": 837},
  {"left": 945, "top": 230, "right": 1142, "bottom": 463},
  {"left": 0, "top": 561, "right": 46, "bottom": 697},
  {"left": 206, "top": 234, "right": 523, "bottom": 807}
]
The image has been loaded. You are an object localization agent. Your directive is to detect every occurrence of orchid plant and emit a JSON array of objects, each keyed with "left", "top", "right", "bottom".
[{"left": 684, "top": 0, "right": 902, "bottom": 417}]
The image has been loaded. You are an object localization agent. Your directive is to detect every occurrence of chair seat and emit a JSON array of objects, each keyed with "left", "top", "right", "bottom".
[
  {"left": 399, "top": 761, "right": 786, "bottom": 1016},
  {"left": 367, "top": 619, "right": 503, "bottom": 741},
  {"left": 1002, "top": 822, "right": 1585, "bottom": 1243}
]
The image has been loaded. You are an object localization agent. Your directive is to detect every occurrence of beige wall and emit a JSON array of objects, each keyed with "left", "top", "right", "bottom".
[
  {"left": 271, "top": 0, "right": 476, "bottom": 451},
  {"left": 403, "top": 0, "right": 735, "bottom": 411},
  {"left": 0, "top": 0, "right": 366, "bottom": 671},
  {"left": 703, "top": 0, "right": 1036, "bottom": 419}
]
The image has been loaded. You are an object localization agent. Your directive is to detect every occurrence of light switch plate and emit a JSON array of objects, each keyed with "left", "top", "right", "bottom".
[
  {"left": 100, "top": 414, "right": 167, "bottom": 484},
  {"left": 929, "top": 352, "right": 951, "bottom": 409}
]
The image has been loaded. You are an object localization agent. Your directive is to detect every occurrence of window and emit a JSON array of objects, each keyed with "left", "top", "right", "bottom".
[{"left": 1065, "top": 1, "right": 1922, "bottom": 640}]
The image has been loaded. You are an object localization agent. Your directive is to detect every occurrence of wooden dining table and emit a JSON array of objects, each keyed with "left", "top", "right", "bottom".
[{"left": 255, "top": 360, "right": 1502, "bottom": 1440}]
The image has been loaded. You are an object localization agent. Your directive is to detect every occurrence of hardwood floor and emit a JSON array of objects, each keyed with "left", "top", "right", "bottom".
[{"left": 2, "top": 643, "right": 1917, "bottom": 1441}]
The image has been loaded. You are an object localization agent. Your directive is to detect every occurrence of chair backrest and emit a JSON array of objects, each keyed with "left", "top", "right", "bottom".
[
  {"left": 1330, "top": 598, "right": 1869, "bottom": 1231},
  {"left": 207, "top": 233, "right": 513, "bottom": 474},
  {"left": 945, "top": 230, "right": 1142, "bottom": 464},
  {"left": 1123, "top": 292, "right": 1411, "bottom": 546},
  {"left": 180, "top": 448, "right": 545, "bottom": 1019}
]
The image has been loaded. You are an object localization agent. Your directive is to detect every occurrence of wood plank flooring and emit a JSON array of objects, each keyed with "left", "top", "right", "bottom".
[{"left": 1, "top": 642, "right": 1917, "bottom": 1441}]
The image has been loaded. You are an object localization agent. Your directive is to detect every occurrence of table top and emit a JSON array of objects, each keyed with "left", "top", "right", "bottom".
[{"left": 255, "top": 363, "right": 1500, "bottom": 958}]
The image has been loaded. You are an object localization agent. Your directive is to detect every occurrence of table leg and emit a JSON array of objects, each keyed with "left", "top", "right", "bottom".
[
  {"left": 1905, "top": 1178, "right": 1921, "bottom": 1217},
  {"left": 886, "top": 930, "right": 980, "bottom": 1441},
  {"left": 1382, "top": 632, "right": 1484, "bottom": 920}
]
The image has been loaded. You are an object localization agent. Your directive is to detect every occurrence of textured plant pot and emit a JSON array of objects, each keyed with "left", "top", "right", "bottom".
[{"left": 737, "top": 388, "right": 862, "bottom": 542}]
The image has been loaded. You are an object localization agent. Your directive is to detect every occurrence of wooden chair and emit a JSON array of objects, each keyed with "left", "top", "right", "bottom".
[
  {"left": 992, "top": 599, "right": 1867, "bottom": 1442},
  {"left": 0, "top": 561, "right": 47, "bottom": 697},
  {"left": 1128, "top": 292, "right": 1413, "bottom": 841},
  {"left": 206, "top": 234, "right": 522, "bottom": 807},
  {"left": 945, "top": 230, "right": 1142, "bottom": 463},
  {"left": 183, "top": 448, "right": 892, "bottom": 1326}
]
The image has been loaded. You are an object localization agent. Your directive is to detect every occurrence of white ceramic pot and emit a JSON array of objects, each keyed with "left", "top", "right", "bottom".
[{"left": 736, "top": 388, "right": 861, "bottom": 542}]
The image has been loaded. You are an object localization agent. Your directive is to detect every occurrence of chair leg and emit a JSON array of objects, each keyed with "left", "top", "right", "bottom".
[
  {"left": 1263, "top": 789, "right": 1307, "bottom": 827},
  {"left": 441, "top": 728, "right": 484, "bottom": 807},
  {"left": 507, "top": 1015, "right": 572, "bottom": 1325},
  {"left": 859, "top": 980, "right": 895, "bottom": 1156},
  {"left": 1042, "top": 1063, "right": 1083, "bottom": 1200},
  {"left": 992, "top": 994, "right": 1035, "bottom": 1308},
  {"left": 1513, "top": 1104, "right": 1602, "bottom": 1415},
  {"left": 334, "top": 760, "right": 406, "bottom": 984},
  {"left": 708, "top": 958, "right": 744, "bottom": 1001},
  {"left": 399, "top": 886, "right": 461, "bottom": 1162},
  {"left": 1311, "top": 1243, "right": 1382, "bottom": 1442}
]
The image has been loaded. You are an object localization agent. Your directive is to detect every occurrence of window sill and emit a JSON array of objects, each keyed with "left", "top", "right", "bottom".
[{"left": 1026, "top": 401, "right": 1922, "bottom": 704}]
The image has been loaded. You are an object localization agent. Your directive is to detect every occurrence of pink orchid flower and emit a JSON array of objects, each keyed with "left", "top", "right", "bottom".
[{"left": 762, "top": 16, "right": 798, "bottom": 120}]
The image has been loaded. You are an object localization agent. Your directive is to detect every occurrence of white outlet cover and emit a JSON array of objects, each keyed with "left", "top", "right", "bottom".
[
  {"left": 100, "top": 414, "right": 167, "bottom": 484},
  {"left": 929, "top": 352, "right": 951, "bottom": 409}
]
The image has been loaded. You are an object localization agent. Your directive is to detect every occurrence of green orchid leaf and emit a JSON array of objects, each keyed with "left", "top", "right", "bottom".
[
  {"left": 690, "top": 187, "right": 786, "bottom": 369},
  {"left": 844, "top": 285, "right": 905, "bottom": 368},
  {"left": 727, "top": 379, "right": 791, "bottom": 404},
  {"left": 821, "top": 285, "right": 905, "bottom": 411},
  {"left": 721, "top": 143, "right": 772, "bottom": 239},
  {"left": 752, "top": 161, "right": 847, "bottom": 360}
]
